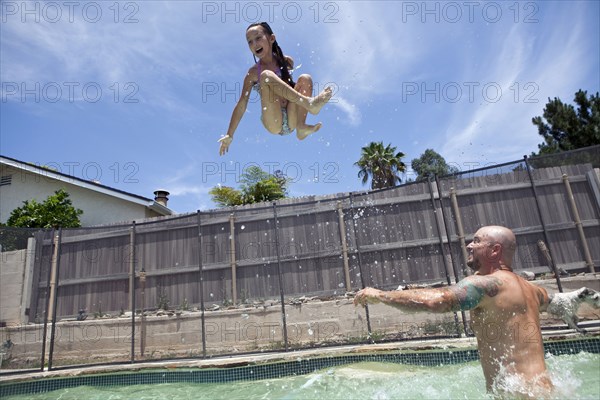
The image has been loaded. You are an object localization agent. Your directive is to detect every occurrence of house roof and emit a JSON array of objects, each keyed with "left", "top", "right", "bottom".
[{"left": 0, "top": 155, "right": 173, "bottom": 216}]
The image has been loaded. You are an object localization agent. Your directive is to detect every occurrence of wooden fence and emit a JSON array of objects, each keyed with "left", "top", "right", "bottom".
[{"left": 26, "top": 150, "right": 600, "bottom": 322}]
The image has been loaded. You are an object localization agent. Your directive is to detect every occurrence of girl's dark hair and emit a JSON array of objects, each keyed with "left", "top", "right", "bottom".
[{"left": 247, "top": 22, "right": 295, "bottom": 88}]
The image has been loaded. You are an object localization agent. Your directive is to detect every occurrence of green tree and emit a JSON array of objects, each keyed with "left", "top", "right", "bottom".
[
  {"left": 532, "top": 89, "right": 600, "bottom": 156},
  {"left": 355, "top": 142, "right": 407, "bottom": 190},
  {"left": 6, "top": 189, "right": 83, "bottom": 228},
  {"left": 209, "top": 186, "right": 244, "bottom": 207},
  {"left": 209, "top": 166, "right": 289, "bottom": 207},
  {"left": 411, "top": 149, "right": 459, "bottom": 181}
]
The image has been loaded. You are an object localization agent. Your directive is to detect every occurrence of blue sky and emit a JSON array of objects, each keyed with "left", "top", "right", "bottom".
[{"left": 1, "top": 1, "right": 599, "bottom": 214}]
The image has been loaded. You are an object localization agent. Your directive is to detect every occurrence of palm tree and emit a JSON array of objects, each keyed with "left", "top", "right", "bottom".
[{"left": 355, "top": 142, "right": 407, "bottom": 190}]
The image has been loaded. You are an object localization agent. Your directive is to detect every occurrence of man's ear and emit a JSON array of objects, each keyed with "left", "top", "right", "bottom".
[{"left": 491, "top": 243, "right": 502, "bottom": 259}]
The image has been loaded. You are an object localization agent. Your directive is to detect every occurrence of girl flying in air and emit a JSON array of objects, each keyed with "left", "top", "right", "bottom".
[{"left": 218, "top": 22, "right": 332, "bottom": 155}]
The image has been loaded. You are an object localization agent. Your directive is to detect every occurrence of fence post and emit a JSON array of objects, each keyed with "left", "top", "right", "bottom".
[
  {"left": 349, "top": 193, "right": 372, "bottom": 335},
  {"left": 39, "top": 229, "right": 55, "bottom": 371},
  {"left": 428, "top": 177, "right": 453, "bottom": 280},
  {"left": 46, "top": 228, "right": 62, "bottom": 371},
  {"left": 435, "top": 176, "right": 471, "bottom": 336},
  {"left": 29, "top": 230, "right": 46, "bottom": 326},
  {"left": 229, "top": 213, "right": 237, "bottom": 305},
  {"left": 46, "top": 230, "right": 60, "bottom": 325},
  {"left": 272, "top": 202, "right": 289, "bottom": 351},
  {"left": 524, "top": 156, "right": 563, "bottom": 292},
  {"left": 197, "top": 211, "right": 207, "bottom": 358},
  {"left": 139, "top": 267, "right": 146, "bottom": 357},
  {"left": 129, "top": 222, "right": 136, "bottom": 363},
  {"left": 449, "top": 187, "right": 470, "bottom": 275},
  {"left": 21, "top": 237, "right": 36, "bottom": 325},
  {"left": 336, "top": 201, "right": 352, "bottom": 292},
  {"left": 562, "top": 174, "right": 595, "bottom": 273},
  {"left": 428, "top": 177, "right": 463, "bottom": 337}
]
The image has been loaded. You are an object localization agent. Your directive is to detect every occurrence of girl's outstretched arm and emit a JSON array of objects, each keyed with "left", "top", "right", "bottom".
[{"left": 219, "top": 72, "right": 255, "bottom": 155}]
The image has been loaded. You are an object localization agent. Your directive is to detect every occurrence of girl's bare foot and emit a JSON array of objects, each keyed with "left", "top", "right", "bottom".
[
  {"left": 307, "top": 87, "right": 333, "bottom": 115},
  {"left": 296, "top": 122, "right": 322, "bottom": 140}
]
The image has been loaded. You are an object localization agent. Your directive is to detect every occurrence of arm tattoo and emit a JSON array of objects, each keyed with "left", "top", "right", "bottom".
[
  {"left": 448, "top": 276, "right": 502, "bottom": 311},
  {"left": 537, "top": 287, "right": 550, "bottom": 310}
]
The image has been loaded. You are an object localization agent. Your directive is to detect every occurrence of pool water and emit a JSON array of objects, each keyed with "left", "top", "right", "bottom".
[{"left": 4, "top": 352, "right": 599, "bottom": 399}]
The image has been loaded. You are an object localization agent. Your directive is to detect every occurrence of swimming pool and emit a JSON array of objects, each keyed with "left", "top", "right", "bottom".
[{"left": 1, "top": 338, "right": 599, "bottom": 399}]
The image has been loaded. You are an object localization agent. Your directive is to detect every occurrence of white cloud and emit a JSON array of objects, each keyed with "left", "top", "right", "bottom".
[
  {"left": 319, "top": 3, "right": 422, "bottom": 98},
  {"left": 331, "top": 96, "right": 361, "bottom": 126},
  {"left": 440, "top": 4, "right": 590, "bottom": 165},
  {"left": 158, "top": 160, "right": 216, "bottom": 212},
  {"left": 0, "top": 2, "right": 241, "bottom": 116}
]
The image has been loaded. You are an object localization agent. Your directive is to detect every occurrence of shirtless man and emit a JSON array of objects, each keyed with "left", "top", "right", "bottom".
[{"left": 354, "top": 226, "right": 553, "bottom": 398}]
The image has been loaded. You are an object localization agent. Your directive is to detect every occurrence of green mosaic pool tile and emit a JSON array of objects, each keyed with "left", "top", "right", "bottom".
[{"left": 1, "top": 337, "right": 598, "bottom": 398}]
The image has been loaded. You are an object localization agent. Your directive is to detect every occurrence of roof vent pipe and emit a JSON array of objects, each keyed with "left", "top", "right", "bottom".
[{"left": 153, "top": 190, "right": 170, "bottom": 207}]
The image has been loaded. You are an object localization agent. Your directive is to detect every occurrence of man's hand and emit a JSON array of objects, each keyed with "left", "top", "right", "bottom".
[
  {"left": 354, "top": 287, "right": 383, "bottom": 307},
  {"left": 218, "top": 135, "right": 233, "bottom": 156}
]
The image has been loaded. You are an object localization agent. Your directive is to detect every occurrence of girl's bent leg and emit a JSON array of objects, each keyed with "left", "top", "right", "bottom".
[
  {"left": 258, "top": 71, "right": 288, "bottom": 134},
  {"left": 260, "top": 70, "right": 332, "bottom": 115},
  {"left": 260, "top": 94, "right": 285, "bottom": 134},
  {"left": 290, "top": 74, "right": 323, "bottom": 140}
]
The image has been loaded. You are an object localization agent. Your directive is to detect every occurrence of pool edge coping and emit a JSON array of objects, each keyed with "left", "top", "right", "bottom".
[{"left": 1, "top": 327, "right": 599, "bottom": 385}]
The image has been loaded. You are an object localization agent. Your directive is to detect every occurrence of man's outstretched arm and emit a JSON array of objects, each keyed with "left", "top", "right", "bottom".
[{"left": 354, "top": 275, "right": 503, "bottom": 313}]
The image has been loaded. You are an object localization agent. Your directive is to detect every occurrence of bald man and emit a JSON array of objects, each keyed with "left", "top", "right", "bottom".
[{"left": 354, "top": 226, "right": 553, "bottom": 398}]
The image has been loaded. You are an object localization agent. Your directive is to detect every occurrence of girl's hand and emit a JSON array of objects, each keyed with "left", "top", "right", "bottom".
[{"left": 218, "top": 135, "right": 233, "bottom": 156}]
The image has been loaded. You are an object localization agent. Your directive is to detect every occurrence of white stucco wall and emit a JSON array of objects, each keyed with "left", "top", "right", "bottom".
[{"left": 0, "top": 164, "right": 161, "bottom": 226}]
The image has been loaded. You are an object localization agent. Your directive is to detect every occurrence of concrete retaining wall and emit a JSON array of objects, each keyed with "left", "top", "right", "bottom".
[{"left": 1, "top": 275, "right": 598, "bottom": 369}]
